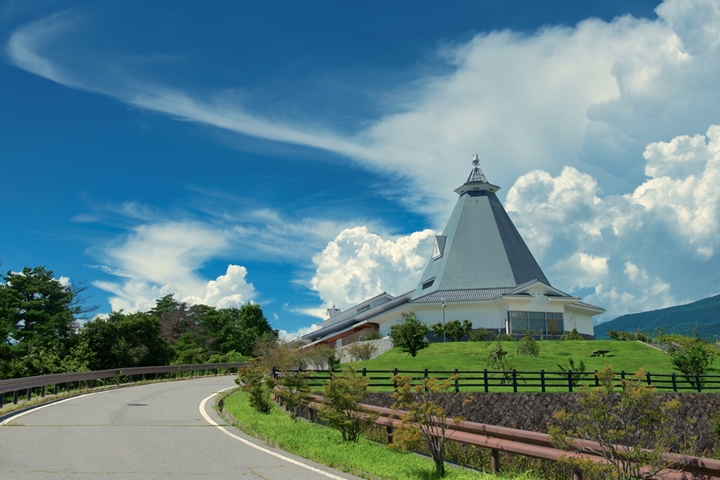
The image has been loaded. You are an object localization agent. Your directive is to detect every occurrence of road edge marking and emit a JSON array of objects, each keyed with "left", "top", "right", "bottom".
[
  {"left": 199, "top": 389, "right": 347, "bottom": 480},
  {"left": 0, "top": 392, "right": 102, "bottom": 426}
]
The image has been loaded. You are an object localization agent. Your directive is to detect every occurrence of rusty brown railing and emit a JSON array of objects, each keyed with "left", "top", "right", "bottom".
[{"left": 296, "top": 393, "right": 720, "bottom": 480}]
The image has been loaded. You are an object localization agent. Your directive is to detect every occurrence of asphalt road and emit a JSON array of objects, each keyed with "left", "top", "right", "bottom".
[{"left": 0, "top": 376, "right": 365, "bottom": 479}]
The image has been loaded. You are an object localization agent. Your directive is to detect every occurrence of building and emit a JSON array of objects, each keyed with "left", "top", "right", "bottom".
[{"left": 297, "top": 155, "right": 604, "bottom": 348}]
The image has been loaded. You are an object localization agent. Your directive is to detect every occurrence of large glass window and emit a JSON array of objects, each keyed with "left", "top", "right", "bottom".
[{"left": 508, "top": 311, "right": 564, "bottom": 334}]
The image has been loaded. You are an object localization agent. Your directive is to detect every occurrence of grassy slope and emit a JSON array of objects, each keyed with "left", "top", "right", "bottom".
[
  {"left": 222, "top": 389, "right": 540, "bottom": 480},
  {"left": 345, "top": 340, "right": 688, "bottom": 375}
]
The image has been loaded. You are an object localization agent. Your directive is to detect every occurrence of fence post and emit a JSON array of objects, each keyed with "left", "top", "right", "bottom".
[
  {"left": 646, "top": 372, "right": 652, "bottom": 386},
  {"left": 455, "top": 368, "right": 459, "bottom": 393},
  {"left": 424, "top": 369, "right": 429, "bottom": 392},
  {"left": 41, "top": 385, "right": 46, "bottom": 397},
  {"left": 672, "top": 373, "right": 677, "bottom": 392},
  {"left": 696, "top": 373, "right": 702, "bottom": 392},
  {"left": 54, "top": 384, "right": 58, "bottom": 395},
  {"left": 362, "top": 368, "right": 366, "bottom": 378},
  {"left": 27, "top": 388, "right": 32, "bottom": 401},
  {"left": 13, "top": 390, "right": 18, "bottom": 404},
  {"left": 594, "top": 370, "right": 599, "bottom": 387},
  {"left": 620, "top": 370, "right": 626, "bottom": 391},
  {"left": 0, "top": 394, "right": 3, "bottom": 408},
  {"left": 483, "top": 369, "right": 489, "bottom": 393},
  {"left": 491, "top": 449, "right": 500, "bottom": 473},
  {"left": 393, "top": 368, "right": 398, "bottom": 390},
  {"left": 568, "top": 370, "right": 573, "bottom": 393},
  {"left": 540, "top": 370, "right": 545, "bottom": 392},
  {"left": 512, "top": 370, "right": 518, "bottom": 393}
]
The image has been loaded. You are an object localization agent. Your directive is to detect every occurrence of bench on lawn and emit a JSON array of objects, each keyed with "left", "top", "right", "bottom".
[{"left": 590, "top": 350, "right": 610, "bottom": 357}]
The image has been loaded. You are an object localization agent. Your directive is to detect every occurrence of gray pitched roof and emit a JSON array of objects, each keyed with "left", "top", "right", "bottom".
[{"left": 411, "top": 160, "right": 550, "bottom": 301}]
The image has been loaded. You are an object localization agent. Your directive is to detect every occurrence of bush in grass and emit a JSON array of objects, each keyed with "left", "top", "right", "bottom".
[
  {"left": 275, "top": 370, "right": 312, "bottom": 420},
  {"left": 468, "top": 328, "right": 490, "bottom": 342},
  {"left": 318, "top": 367, "right": 376, "bottom": 442},
  {"left": 549, "top": 365, "right": 695, "bottom": 480},
  {"left": 485, "top": 340, "right": 514, "bottom": 384},
  {"left": 556, "top": 358, "right": 586, "bottom": 387},
  {"left": 517, "top": 331, "right": 539, "bottom": 357},
  {"left": 347, "top": 342, "right": 378, "bottom": 361},
  {"left": 236, "top": 364, "right": 274, "bottom": 414},
  {"left": 670, "top": 340, "right": 715, "bottom": 389},
  {"left": 496, "top": 332, "right": 515, "bottom": 341},
  {"left": 389, "top": 312, "right": 429, "bottom": 357},
  {"left": 561, "top": 328, "right": 584, "bottom": 340},
  {"left": 389, "top": 374, "right": 467, "bottom": 477},
  {"left": 305, "top": 344, "right": 339, "bottom": 370}
]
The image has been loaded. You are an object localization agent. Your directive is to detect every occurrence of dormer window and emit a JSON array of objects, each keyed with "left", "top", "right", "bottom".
[
  {"left": 422, "top": 278, "right": 435, "bottom": 289},
  {"left": 432, "top": 235, "right": 447, "bottom": 259}
]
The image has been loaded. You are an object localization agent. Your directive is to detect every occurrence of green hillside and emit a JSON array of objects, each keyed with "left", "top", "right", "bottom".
[
  {"left": 347, "top": 340, "right": 682, "bottom": 375},
  {"left": 594, "top": 294, "right": 720, "bottom": 340}
]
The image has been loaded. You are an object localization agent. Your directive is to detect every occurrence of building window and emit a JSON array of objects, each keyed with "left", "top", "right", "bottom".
[
  {"left": 422, "top": 278, "right": 435, "bottom": 289},
  {"left": 508, "top": 311, "right": 563, "bottom": 334}
]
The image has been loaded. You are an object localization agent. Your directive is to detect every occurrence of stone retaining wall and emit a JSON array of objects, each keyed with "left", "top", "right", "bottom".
[{"left": 362, "top": 391, "right": 720, "bottom": 454}]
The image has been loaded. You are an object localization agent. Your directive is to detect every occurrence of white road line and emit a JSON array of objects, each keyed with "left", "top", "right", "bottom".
[
  {"left": 199, "top": 389, "right": 348, "bottom": 480},
  {"left": 0, "top": 392, "right": 102, "bottom": 426}
]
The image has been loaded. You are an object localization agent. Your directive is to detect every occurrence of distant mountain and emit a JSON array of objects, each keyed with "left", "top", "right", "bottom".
[{"left": 594, "top": 294, "right": 720, "bottom": 340}]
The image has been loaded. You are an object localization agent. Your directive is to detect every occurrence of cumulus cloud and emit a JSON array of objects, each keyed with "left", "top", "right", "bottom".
[
  {"left": 506, "top": 124, "right": 720, "bottom": 320},
  {"left": 310, "top": 227, "right": 435, "bottom": 309},
  {"left": 92, "top": 221, "right": 256, "bottom": 312}
]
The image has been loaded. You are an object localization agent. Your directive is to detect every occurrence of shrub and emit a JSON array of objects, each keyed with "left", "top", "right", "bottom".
[
  {"left": 389, "top": 374, "right": 467, "bottom": 477},
  {"left": 389, "top": 312, "right": 429, "bottom": 357},
  {"left": 360, "top": 330, "right": 382, "bottom": 341},
  {"left": 469, "top": 328, "right": 489, "bottom": 342},
  {"left": 445, "top": 319, "right": 473, "bottom": 342},
  {"left": 346, "top": 342, "right": 378, "bottom": 361},
  {"left": 549, "top": 365, "right": 694, "bottom": 480},
  {"left": 318, "top": 367, "right": 376, "bottom": 442},
  {"left": 496, "top": 332, "right": 514, "bottom": 341},
  {"left": 517, "top": 331, "right": 539, "bottom": 357},
  {"left": 561, "top": 328, "right": 584, "bottom": 340},
  {"left": 670, "top": 340, "right": 715, "bottom": 388},
  {"left": 236, "top": 364, "right": 273, "bottom": 414},
  {"left": 556, "top": 358, "right": 586, "bottom": 387}
]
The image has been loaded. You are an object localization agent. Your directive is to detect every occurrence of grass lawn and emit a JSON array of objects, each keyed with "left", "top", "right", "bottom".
[
  {"left": 345, "top": 340, "right": 681, "bottom": 375},
  {"left": 221, "top": 388, "right": 542, "bottom": 480}
]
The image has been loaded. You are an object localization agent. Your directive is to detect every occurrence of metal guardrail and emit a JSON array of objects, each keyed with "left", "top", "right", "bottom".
[
  {"left": 0, "top": 363, "right": 248, "bottom": 409},
  {"left": 297, "top": 393, "right": 720, "bottom": 480},
  {"left": 275, "top": 367, "right": 720, "bottom": 393}
]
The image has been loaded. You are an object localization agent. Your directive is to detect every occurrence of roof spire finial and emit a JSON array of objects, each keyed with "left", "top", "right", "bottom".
[{"left": 466, "top": 153, "right": 488, "bottom": 184}]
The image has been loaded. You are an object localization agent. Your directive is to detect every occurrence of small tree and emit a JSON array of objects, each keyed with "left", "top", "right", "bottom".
[
  {"left": 389, "top": 374, "right": 466, "bottom": 477},
  {"left": 670, "top": 340, "right": 715, "bottom": 388},
  {"left": 389, "top": 312, "right": 429, "bottom": 357},
  {"left": 318, "top": 367, "right": 376, "bottom": 442},
  {"left": 548, "top": 319, "right": 560, "bottom": 336},
  {"left": 445, "top": 319, "right": 473, "bottom": 342},
  {"left": 550, "top": 365, "right": 694, "bottom": 480},
  {"left": 485, "top": 340, "right": 514, "bottom": 384},
  {"left": 517, "top": 330, "right": 539, "bottom": 356},
  {"left": 236, "top": 364, "right": 274, "bottom": 414},
  {"left": 556, "top": 358, "right": 586, "bottom": 387}
]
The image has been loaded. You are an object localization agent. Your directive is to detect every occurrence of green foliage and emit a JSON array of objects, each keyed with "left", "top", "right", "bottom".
[
  {"left": 360, "top": 330, "right": 382, "bottom": 341},
  {"left": 608, "top": 329, "right": 651, "bottom": 342},
  {"left": 556, "top": 358, "right": 586, "bottom": 387},
  {"left": 561, "top": 328, "right": 584, "bottom": 340},
  {"left": 468, "top": 328, "right": 490, "bottom": 342},
  {"left": 485, "top": 341, "right": 514, "bottom": 384},
  {"left": 318, "top": 367, "right": 376, "bottom": 442},
  {"left": 549, "top": 365, "right": 694, "bottom": 480},
  {"left": 346, "top": 341, "right": 378, "bottom": 361},
  {"left": 237, "top": 364, "right": 274, "bottom": 414},
  {"left": 669, "top": 340, "right": 715, "bottom": 387},
  {"left": 496, "top": 333, "right": 515, "bottom": 341},
  {"left": 389, "top": 312, "right": 430, "bottom": 357},
  {"left": 433, "top": 318, "right": 473, "bottom": 342},
  {"left": 305, "top": 344, "right": 339, "bottom": 370},
  {"left": 390, "top": 374, "right": 466, "bottom": 477},
  {"left": 275, "top": 370, "right": 312, "bottom": 420},
  {"left": 517, "top": 331, "right": 539, "bottom": 357}
]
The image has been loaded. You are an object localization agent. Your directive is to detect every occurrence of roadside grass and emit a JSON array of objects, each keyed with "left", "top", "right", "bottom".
[
  {"left": 345, "top": 340, "right": 682, "bottom": 375},
  {"left": 221, "top": 389, "right": 542, "bottom": 480}
]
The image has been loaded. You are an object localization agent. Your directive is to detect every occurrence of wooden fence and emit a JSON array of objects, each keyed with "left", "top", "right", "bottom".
[{"left": 274, "top": 367, "right": 720, "bottom": 392}]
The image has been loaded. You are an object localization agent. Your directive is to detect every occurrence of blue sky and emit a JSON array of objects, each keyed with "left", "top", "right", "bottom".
[{"left": 2, "top": 0, "right": 720, "bottom": 337}]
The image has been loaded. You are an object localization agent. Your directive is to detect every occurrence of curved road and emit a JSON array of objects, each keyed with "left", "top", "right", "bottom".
[{"left": 0, "top": 376, "right": 364, "bottom": 479}]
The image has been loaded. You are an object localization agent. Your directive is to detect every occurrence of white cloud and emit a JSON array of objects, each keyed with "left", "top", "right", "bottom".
[
  {"left": 92, "top": 221, "right": 257, "bottom": 312},
  {"left": 278, "top": 323, "right": 321, "bottom": 341},
  {"left": 310, "top": 227, "right": 435, "bottom": 309},
  {"left": 507, "top": 124, "right": 720, "bottom": 320}
]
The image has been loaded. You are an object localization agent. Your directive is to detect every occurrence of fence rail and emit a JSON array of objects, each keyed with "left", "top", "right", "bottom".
[
  {"left": 0, "top": 363, "right": 248, "bottom": 409},
  {"left": 288, "top": 392, "right": 720, "bottom": 480},
  {"left": 274, "top": 367, "right": 720, "bottom": 393}
]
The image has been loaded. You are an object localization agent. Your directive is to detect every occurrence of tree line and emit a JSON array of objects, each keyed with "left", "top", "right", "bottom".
[{"left": 0, "top": 265, "right": 277, "bottom": 380}]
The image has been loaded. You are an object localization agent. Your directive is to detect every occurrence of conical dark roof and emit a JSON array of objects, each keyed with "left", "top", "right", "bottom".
[{"left": 411, "top": 155, "right": 549, "bottom": 300}]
